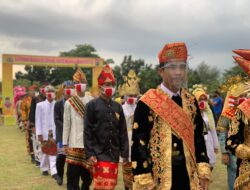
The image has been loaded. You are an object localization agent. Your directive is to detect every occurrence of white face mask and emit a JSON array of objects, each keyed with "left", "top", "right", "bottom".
[
  {"left": 74, "top": 83, "right": 87, "bottom": 92},
  {"left": 102, "top": 86, "right": 116, "bottom": 97},
  {"left": 46, "top": 92, "right": 55, "bottom": 100}
]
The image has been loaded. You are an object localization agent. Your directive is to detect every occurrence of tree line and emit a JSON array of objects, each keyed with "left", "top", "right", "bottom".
[{"left": 15, "top": 44, "right": 248, "bottom": 95}]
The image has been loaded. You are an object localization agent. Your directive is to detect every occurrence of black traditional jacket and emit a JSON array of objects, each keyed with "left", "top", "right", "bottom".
[
  {"left": 84, "top": 96, "right": 129, "bottom": 162},
  {"left": 131, "top": 87, "right": 210, "bottom": 190},
  {"left": 226, "top": 99, "right": 250, "bottom": 190}
]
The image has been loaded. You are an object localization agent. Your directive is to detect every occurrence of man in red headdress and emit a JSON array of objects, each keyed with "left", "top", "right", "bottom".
[
  {"left": 131, "top": 42, "right": 211, "bottom": 190},
  {"left": 84, "top": 64, "right": 129, "bottom": 190}
]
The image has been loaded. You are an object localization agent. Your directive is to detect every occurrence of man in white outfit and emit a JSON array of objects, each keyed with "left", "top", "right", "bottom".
[
  {"left": 36, "top": 85, "right": 57, "bottom": 179},
  {"left": 63, "top": 68, "right": 93, "bottom": 190}
]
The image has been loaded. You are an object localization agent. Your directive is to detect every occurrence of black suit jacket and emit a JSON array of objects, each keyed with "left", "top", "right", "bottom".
[{"left": 54, "top": 98, "right": 65, "bottom": 143}]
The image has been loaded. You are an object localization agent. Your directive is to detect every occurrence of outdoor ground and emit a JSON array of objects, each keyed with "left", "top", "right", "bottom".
[{"left": 0, "top": 125, "right": 228, "bottom": 190}]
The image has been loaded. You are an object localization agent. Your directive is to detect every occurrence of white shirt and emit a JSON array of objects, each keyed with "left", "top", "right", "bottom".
[
  {"left": 160, "top": 83, "right": 180, "bottom": 98},
  {"left": 35, "top": 99, "right": 56, "bottom": 140},
  {"left": 63, "top": 95, "right": 93, "bottom": 148}
]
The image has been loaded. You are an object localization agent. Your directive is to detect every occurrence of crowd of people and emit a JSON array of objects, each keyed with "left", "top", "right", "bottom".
[{"left": 12, "top": 42, "right": 250, "bottom": 190}]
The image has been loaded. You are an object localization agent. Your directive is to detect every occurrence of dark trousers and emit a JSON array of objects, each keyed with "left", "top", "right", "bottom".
[
  {"left": 56, "top": 154, "right": 66, "bottom": 178},
  {"left": 67, "top": 163, "right": 92, "bottom": 190},
  {"left": 171, "top": 164, "right": 190, "bottom": 190}
]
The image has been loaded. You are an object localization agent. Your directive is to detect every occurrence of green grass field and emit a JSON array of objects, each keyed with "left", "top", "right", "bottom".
[{"left": 0, "top": 125, "right": 228, "bottom": 190}]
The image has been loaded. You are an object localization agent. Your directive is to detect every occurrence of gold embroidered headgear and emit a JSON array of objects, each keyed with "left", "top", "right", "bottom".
[
  {"left": 118, "top": 70, "right": 140, "bottom": 96},
  {"left": 73, "top": 68, "right": 87, "bottom": 83},
  {"left": 190, "top": 84, "right": 208, "bottom": 101}
]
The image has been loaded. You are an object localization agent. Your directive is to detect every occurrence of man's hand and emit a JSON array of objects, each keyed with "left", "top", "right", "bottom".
[
  {"left": 38, "top": 135, "right": 43, "bottom": 143},
  {"left": 88, "top": 156, "right": 97, "bottom": 165},
  {"left": 222, "top": 153, "right": 229, "bottom": 165},
  {"left": 122, "top": 158, "right": 129, "bottom": 165},
  {"left": 200, "top": 178, "right": 209, "bottom": 190},
  {"left": 63, "top": 145, "right": 68, "bottom": 154}
]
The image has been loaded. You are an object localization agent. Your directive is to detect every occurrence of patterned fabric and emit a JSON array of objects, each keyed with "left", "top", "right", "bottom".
[
  {"left": 93, "top": 161, "right": 118, "bottom": 190},
  {"left": 140, "top": 88, "right": 195, "bottom": 160},
  {"left": 122, "top": 163, "right": 133, "bottom": 189},
  {"left": 73, "top": 68, "right": 87, "bottom": 83},
  {"left": 97, "top": 64, "right": 116, "bottom": 86},
  {"left": 41, "top": 138, "right": 57, "bottom": 156},
  {"left": 66, "top": 148, "right": 92, "bottom": 170},
  {"left": 158, "top": 42, "right": 187, "bottom": 64},
  {"left": 68, "top": 96, "right": 85, "bottom": 117}
]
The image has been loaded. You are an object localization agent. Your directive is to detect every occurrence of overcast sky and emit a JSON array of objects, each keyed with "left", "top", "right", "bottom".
[{"left": 1, "top": 0, "right": 250, "bottom": 79}]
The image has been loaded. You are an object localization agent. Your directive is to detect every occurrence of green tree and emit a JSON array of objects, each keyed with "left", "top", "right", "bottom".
[
  {"left": 188, "top": 62, "right": 221, "bottom": 93},
  {"left": 222, "top": 64, "right": 248, "bottom": 81}
]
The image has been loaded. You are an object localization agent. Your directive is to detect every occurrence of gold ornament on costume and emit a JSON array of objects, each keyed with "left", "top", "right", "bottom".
[
  {"left": 189, "top": 84, "right": 208, "bottom": 100},
  {"left": 118, "top": 69, "right": 140, "bottom": 96},
  {"left": 219, "top": 75, "right": 248, "bottom": 95}
]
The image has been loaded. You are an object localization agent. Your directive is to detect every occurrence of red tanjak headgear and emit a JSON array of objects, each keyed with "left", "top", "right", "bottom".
[
  {"left": 98, "top": 64, "right": 116, "bottom": 86},
  {"left": 233, "top": 49, "right": 250, "bottom": 76}
]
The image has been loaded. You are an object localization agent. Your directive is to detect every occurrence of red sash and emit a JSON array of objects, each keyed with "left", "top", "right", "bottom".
[{"left": 141, "top": 88, "right": 195, "bottom": 160}]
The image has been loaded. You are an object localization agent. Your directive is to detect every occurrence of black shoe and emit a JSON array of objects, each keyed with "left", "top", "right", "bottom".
[
  {"left": 42, "top": 171, "right": 49, "bottom": 176},
  {"left": 52, "top": 174, "right": 57, "bottom": 180},
  {"left": 35, "top": 161, "right": 40, "bottom": 167},
  {"left": 57, "top": 176, "right": 63, "bottom": 186}
]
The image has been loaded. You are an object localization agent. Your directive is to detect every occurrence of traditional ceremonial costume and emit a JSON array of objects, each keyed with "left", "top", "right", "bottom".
[
  {"left": 29, "top": 85, "right": 47, "bottom": 165},
  {"left": 63, "top": 69, "right": 93, "bottom": 190},
  {"left": 226, "top": 49, "right": 250, "bottom": 190},
  {"left": 35, "top": 85, "right": 57, "bottom": 177},
  {"left": 54, "top": 81, "right": 74, "bottom": 185},
  {"left": 84, "top": 64, "right": 129, "bottom": 190},
  {"left": 192, "top": 85, "right": 219, "bottom": 168},
  {"left": 217, "top": 75, "right": 245, "bottom": 190},
  {"left": 118, "top": 69, "right": 140, "bottom": 189},
  {"left": 21, "top": 86, "right": 35, "bottom": 162},
  {"left": 131, "top": 42, "right": 211, "bottom": 190}
]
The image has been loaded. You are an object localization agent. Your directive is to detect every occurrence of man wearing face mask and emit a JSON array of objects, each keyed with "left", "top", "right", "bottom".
[
  {"left": 118, "top": 69, "right": 140, "bottom": 190},
  {"left": 84, "top": 64, "right": 129, "bottom": 190},
  {"left": 54, "top": 81, "right": 74, "bottom": 186},
  {"left": 29, "top": 84, "right": 47, "bottom": 166},
  {"left": 35, "top": 85, "right": 57, "bottom": 179},
  {"left": 131, "top": 42, "right": 211, "bottom": 190},
  {"left": 63, "top": 68, "right": 93, "bottom": 190}
]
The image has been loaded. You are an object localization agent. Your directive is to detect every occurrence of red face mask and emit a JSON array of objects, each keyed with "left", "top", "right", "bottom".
[
  {"left": 199, "top": 101, "right": 206, "bottom": 110},
  {"left": 75, "top": 84, "right": 86, "bottom": 92},
  {"left": 102, "top": 86, "right": 115, "bottom": 97},
  {"left": 46, "top": 92, "right": 55, "bottom": 100},
  {"left": 40, "top": 88, "right": 46, "bottom": 94},
  {"left": 127, "top": 97, "right": 137, "bottom": 104},
  {"left": 64, "top": 89, "right": 75, "bottom": 96}
]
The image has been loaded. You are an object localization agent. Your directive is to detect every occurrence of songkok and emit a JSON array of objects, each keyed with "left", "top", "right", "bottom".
[{"left": 158, "top": 42, "right": 188, "bottom": 67}]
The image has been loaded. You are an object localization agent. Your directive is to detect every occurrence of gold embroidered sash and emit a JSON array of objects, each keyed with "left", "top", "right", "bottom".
[
  {"left": 141, "top": 88, "right": 195, "bottom": 161},
  {"left": 68, "top": 96, "right": 85, "bottom": 118}
]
